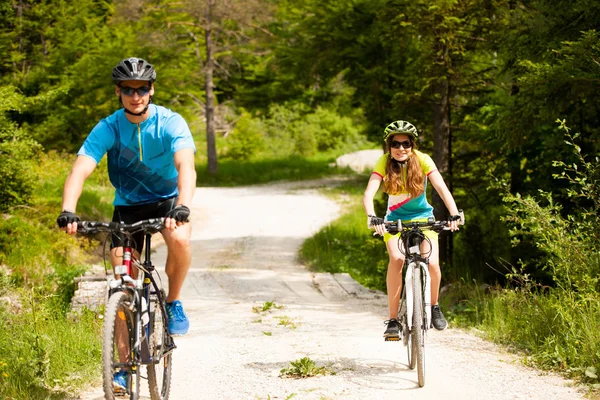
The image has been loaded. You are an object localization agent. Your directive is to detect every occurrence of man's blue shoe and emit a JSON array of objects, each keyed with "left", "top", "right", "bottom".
[
  {"left": 113, "top": 369, "right": 128, "bottom": 392},
  {"left": 166, "top": 300, "right": 190, "bottom": 335}
]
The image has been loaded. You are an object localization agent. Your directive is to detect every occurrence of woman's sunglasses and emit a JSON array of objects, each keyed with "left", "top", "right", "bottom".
[
  {"left": 119, "top": 86, "right": 151, "bottom": 97},
  {"left": 390, "top": 140, "right": 413, "bottom": 149}
]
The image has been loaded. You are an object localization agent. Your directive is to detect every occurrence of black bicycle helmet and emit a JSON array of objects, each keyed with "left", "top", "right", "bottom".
[
  {"left": 383, "top": 120, "right": 419, "bottom": 142},
  {"left": 112, "top": 57, "right": 157, "bottom": 84}
]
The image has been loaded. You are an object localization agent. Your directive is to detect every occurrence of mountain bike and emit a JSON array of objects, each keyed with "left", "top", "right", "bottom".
[
  {"left": 377, "top": 212, "right": 464, "bottom": 387},
  {"left": 78, "top": 218, "right": 176, "bottom": 400}
]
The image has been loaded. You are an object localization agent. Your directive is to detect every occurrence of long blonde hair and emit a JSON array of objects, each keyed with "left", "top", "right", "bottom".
[{"left": 382, "top": 140, "right": 424, "bottom": 198}]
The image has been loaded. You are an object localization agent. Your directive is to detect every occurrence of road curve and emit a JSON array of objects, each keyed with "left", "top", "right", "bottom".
[{"left": 78, "top": 179, "right": 584, "bottom": 400}]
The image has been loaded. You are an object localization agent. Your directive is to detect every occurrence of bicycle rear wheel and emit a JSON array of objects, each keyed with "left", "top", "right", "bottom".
[
  {"left": 103, "top": 290, "right": 141, "bottom": 400},
  {"left": 147, "top": 292, "right": 173, "bottom": 400},
  {"left": 411, "top": 267, "right": 425, "bottom": 387}
]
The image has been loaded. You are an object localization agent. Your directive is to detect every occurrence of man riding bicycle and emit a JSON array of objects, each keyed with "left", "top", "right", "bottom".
[
  {"left": 57, "top": 57, "right": 196, "bottom": 347},
  {"left": 363, "top": 120, "right": 460, "bottom": 339}
]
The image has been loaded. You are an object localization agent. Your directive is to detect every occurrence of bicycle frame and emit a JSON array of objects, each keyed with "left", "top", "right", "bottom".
[
  {"left": 78, "top": 218, "right": 175, "bottom": 399},
  {"left": 109, "top": 233, "right": 174, "bottom": 366}
]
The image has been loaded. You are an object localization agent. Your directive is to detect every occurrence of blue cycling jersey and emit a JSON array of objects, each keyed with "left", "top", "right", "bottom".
[{"left": 78, "top": 104, "right": 196, "bottom": 206}]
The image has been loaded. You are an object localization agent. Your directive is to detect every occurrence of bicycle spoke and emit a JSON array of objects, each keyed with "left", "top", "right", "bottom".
[
  {"left": 147, "top": 292, "right": 173, "bottom": 400},
  {"left": 103, "top": 291, "right": 141, "bottom": 400}
]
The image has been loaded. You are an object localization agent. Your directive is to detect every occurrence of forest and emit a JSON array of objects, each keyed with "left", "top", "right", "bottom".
[{"left": 0, "top": 0, "right": 599, "bottom": 398}]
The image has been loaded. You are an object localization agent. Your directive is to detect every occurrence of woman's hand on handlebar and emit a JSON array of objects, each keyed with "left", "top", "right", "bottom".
[
  {"left": 448, "top": 219, "right": 460, "bottom": 232},
  {"left": 368, "top": 215, "right": 388, "bottom": 236},
  {"left": 447, "top": 212, "right": 463, "bottom": 232}
]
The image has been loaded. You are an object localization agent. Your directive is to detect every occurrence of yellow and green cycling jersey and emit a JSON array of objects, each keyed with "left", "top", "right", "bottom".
[{"left": 372, "top": 150, "right": 439, "bottom": 243}]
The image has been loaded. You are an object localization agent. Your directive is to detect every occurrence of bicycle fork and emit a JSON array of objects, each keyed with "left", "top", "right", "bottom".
[{"left": 405, "top": 261, "right": 432, "bottom": 331}]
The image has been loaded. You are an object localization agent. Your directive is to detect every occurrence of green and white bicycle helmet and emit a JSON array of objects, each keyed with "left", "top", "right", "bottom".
[{"left": 383, "top": 120, "right": 418, "bottom": 141}]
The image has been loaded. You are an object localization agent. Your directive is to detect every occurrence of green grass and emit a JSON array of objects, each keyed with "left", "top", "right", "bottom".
[
  {"left": 275, "top": 316, "right": 297, "bottom": 329},
  {"left": 434, "top": 279, "right": 600, "bottom": 393},
  {"left": 299, "top": 178, "right": 389, "bottom": 292},
  {"left": 0, "top": 291, "right": 102, "bottom": 399},
  {"left": 0, "top": 151, "right": 112, "bottom": 399},
  {"left": 252, "top": 301, "right": 284, "bottom": 314},
  {"left": 195, "top": 155, "right": 355, "bottom": 187},
  {"left": 279, "top": 357, "right": 334, "bottom": 378}
]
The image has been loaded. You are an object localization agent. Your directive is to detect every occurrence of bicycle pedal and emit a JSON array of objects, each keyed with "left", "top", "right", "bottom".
[{"left": 385, "top": 337, "right": 400, "bottom": 342}]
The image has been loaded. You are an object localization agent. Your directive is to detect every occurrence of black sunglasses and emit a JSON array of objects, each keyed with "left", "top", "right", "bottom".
[
  {"left": 119, "top": 86, "right": 151, "bottom": 97},
  {"left": 390, "top": 140, "right": 413, "bottom": 149}
]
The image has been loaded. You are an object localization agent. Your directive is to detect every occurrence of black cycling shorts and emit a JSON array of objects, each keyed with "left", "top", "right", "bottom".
[{"left": 110, "top": 197, "right": 177, "bottom": 254}]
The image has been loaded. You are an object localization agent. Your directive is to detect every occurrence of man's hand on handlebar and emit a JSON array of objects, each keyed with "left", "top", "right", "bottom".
[
  {"left": 57, "top": 210, "right": 80, "bottom": 235},
  {"left": 368, "top": 214, "right": 389, "bottom": 237},
  {"left": 165, "top": 205, "right": 190, "bottom": 231}
]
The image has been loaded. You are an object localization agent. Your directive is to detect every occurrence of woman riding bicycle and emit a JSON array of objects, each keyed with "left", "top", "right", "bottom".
[{"left": 363, "top": 120, "right": 461, "bottom": 339}]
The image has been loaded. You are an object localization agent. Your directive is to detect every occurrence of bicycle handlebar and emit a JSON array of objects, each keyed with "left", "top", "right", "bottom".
[
  {"left": 383, "top": 220, "right": 450, "bottom": 234},
  {"left": 77, "top": 218, "right": 166, "bottom": 235},
  {"left": 372, "top": 210, "right": 465, "bottom": 235}
]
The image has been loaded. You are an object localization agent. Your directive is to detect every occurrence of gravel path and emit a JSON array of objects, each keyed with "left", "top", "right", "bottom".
[{"left": 77, "top": 178, "right": 585, "bottom": 400}]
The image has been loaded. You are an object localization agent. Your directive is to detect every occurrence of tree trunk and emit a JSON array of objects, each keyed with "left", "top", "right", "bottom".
[
  {"left": 205, "top": 0, "right": 218, "bottom": 175},
  {"left": 432, "top": 76, "right": 452, "bottom": 269}
]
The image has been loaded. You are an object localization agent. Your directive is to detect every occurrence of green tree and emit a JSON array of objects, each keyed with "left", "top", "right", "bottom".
[
  {"left": 0, "top": 0, "right": 144, "bottom": 150},
  {"left": 138, "top": 0, "right": 273, "bottom": 174}
]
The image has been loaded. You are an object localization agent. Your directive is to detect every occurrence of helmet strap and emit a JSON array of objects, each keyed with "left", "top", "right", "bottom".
[
  {"left": 390, "top": 154, "right": 409, "bottom": 166},
  {"left": 124, "top": 105, "right": 149, "bottom": 116}
]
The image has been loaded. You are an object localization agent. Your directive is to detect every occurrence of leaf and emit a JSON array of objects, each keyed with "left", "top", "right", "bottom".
[{"left": 585, "top": 366, "right": 598, "bottom": 379}]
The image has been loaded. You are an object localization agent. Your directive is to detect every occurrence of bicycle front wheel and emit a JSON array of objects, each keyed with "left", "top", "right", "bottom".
[
  {"left": 103, "top": 290, "right": 141, "bottom": 400},
  {"left": 411, "top": 267, "right": 425, "bottom": 387},
  {"left": 147, "top": 291, "right": 173, "bottom": 400},
  {"left": 399, "top": 295, "right": 415, "bottom": 370}
]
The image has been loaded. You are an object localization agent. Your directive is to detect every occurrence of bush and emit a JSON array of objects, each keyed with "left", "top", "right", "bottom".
[
  {"left": 222, "top": 111, "right": 264, "bottom": 160},
  {"left": 484, "top": 122, "right": 600, "bottom": 385},
  {"left": 304, "top": 107, "right": 366, "bottom": 153},
  {"left": 501, "top": 123, "right": 600, "bottom": 293},
  {"left": 262, "top": 103, "right": 369, "bottom": 158},
  {"left": 0, "top": 119, "right": 41, "bottom": 212}
]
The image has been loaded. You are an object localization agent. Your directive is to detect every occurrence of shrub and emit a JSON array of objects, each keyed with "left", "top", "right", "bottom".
[
  {"left": 490, "top": 122, "right": 600, "bottom": 384},
  {"left": 304, "top": 107, "right": 366, "bottom": 153},
  {"left": 501, "top": 123, "right": 600, "bottom": 293},
  {"left": 262, "top": 103, "right": 368, "bottom": 158},
  {"left": 223, "top": 111, "right": 264, "bottom": 160},
  {"left": 0, "top": 119, "right": 41, "bottom": 212}
]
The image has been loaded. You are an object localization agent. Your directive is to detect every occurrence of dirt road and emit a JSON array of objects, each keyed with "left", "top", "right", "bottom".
[{"left": 79, "top": 179, "right": 584, "bottom": 400}]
